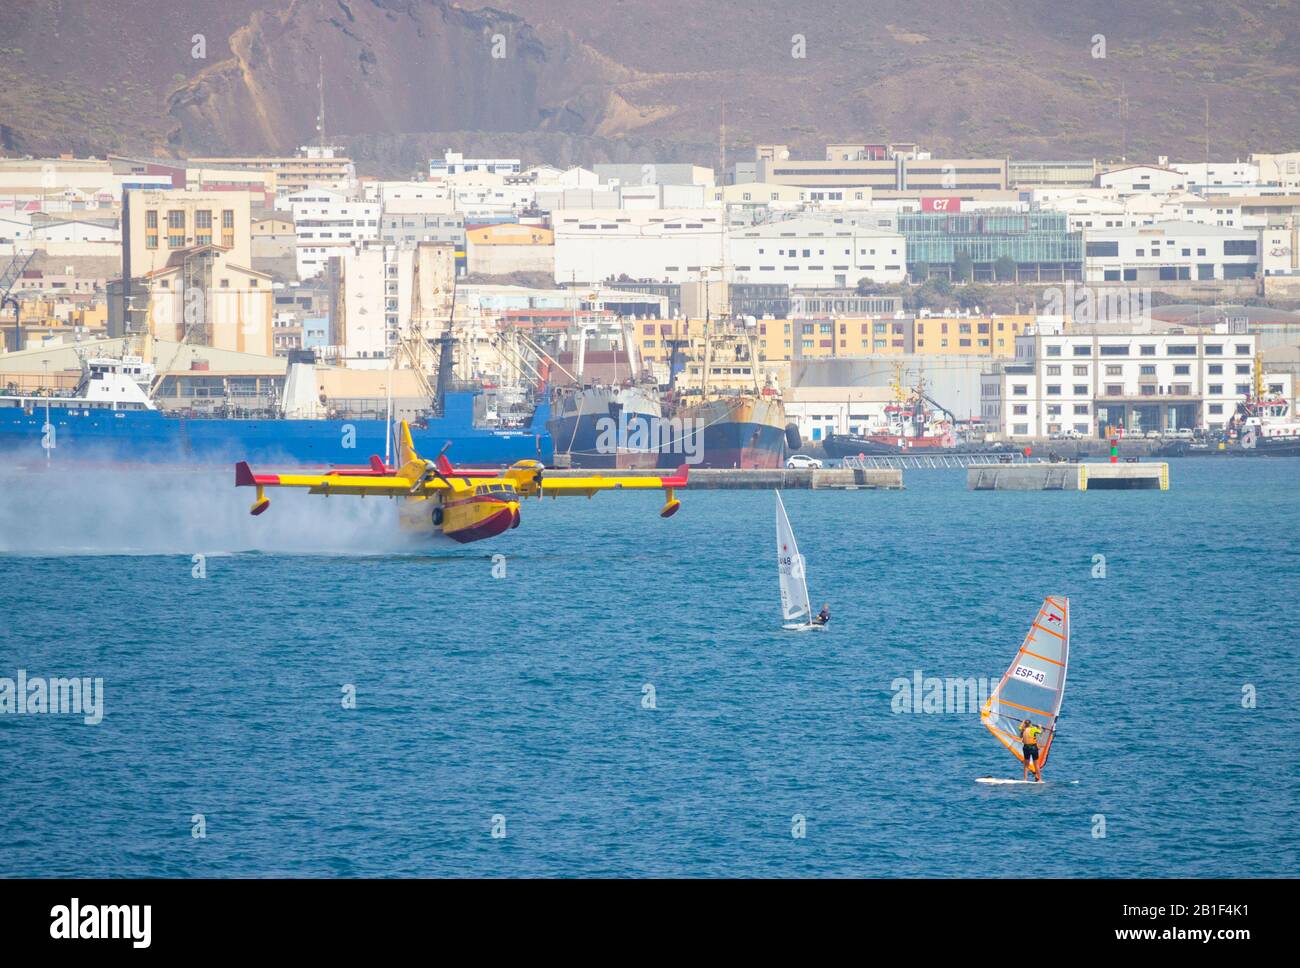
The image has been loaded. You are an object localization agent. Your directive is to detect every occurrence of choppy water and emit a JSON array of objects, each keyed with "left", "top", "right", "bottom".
[{"left": 1, "top": 458, "right": 1297, "bottom": 877}]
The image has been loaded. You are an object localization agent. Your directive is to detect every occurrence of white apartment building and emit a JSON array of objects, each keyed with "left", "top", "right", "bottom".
[
  {"left": 372, "top": 182, "right": 461, "bottom": 249},
  {"left": 1083, "top": 221, "right": 1260, "bottom": 282},
  {"left": 1175, "top": 198, "right": 1245, "bottom": 228},
  {"left": 336, "top": 241, "right": 413, "bottom": 366},
  {"left": 0, "top": 213, "right": 32, "bottom": 246},
  {"left": 985, "top": 331, "right": 1264, "bottom": 438},
  {"left": 534, "top": 188, "right": 620, "bottom": 212},
  {"left": 428, "top": 151, "right": 521, "bottom": 179},
  {"left": 593, "top": 163, "right": 715, "bottom": 188},
  {"left": 1170, "top": 160, "right": 1260, "bottom": 191},
  {"left": 288, "top": 188, "right": 380, "bottom": 279},
  {"left": 552, "top": 209, "right": 726, "bottom": 284},
  {"left": 521, "top": 165, "right": 599, "bottom": 188},
  {"left": 28, "top": 217, "right": 119, "bottom": 243},
  {"left": 536, "top": 183, "right": 708, "bottom": 212},
  {"left": 363, "top": 181, "right": 453, "bottom": 208},
  {"left": 728, "top": 217, "right": 907, "bottom": 287},
  {"left": 1251, "top": 151, "right": 1300, "bottom": 189},
  {"left": 332, "top": 241, "right": 457, "bottom": 366},
  {"left": 451, "top": 184, "right": 536, "bottom": 220},
  {"left": 1097, "top": 165, "right": 1189, "bottom": 195},
  {"left": 1261, "top": 222, "right": 1300, "bottom": 276},
  {"left": 617, "top": 184, "right": 710, "bottom": 210},
  {"left": 1038, "top": 190, "right": 1195, "bottom": 232}
]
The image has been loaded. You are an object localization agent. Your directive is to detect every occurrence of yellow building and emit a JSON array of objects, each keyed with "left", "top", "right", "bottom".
[
  {"left": 709, "top": 183, "right": 805, "bottom": 205},
  {"left": 2, "top": 295, "right": 109, "bottom": 350},
  {"left": 0, "top": 157, "right": 116, "bottom": 198},
  {"left": 252, "top": 214, "right": 295, "bottom": 237},
  {"left": 759, "top": 153, "right": 1008, "bottom": 192},
  {"left": 760, "top": 315, "right": 1038, "bottom": 359},
  {"left": 638, "top": 314, "right": 1038, "bottom": 366},
  {"left": 912, "top": 315, "right": 1036, "bottom": 355},
  {"left": 125, "top": 190, "right": 254, "bottom": 278},
  {"left": 188, "top": 148, "right": 353, "bottom": 196},
  {"left": 186, "top": 166, "right": 278, "bottom": 197},
  {"left": 142, "top": 246, "right": 273, "bottom": 356},
  {"left": 70, "top": 304, "right": 109, "bottom": 332},
  {"left": 465, "top": 223, "right": 554, "bottom": 275}
]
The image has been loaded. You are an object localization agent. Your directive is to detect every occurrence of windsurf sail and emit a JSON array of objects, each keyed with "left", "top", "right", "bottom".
[
  {"left": 775, "top": 491, "right": 812, "bottom": 626},
  {"left": 981, "top": 596, "right": 1070, "bottom": 768}
]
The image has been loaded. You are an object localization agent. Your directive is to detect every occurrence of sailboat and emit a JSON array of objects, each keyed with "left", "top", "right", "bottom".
[
  {"left": 977, "top": 596, "right": 1070, "bottom": 784},
  {"left": 775, "top": 491, "right": 825, "bottom": 632}
]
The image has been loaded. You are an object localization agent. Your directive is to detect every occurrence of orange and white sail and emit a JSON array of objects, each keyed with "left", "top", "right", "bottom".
[{"left": 980, "top": 596, "right": 1070, "bottom": 767}]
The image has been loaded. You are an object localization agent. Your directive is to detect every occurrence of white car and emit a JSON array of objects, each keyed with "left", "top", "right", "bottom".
[
  {"left": 1050, "top": 429, "right": 1083, "bottom": 440},
  {"left": 786, "top": 454, "right": 824, "bottom": 469},
  {"left": 1144, "top": 429, "right": 1163, "bottom": 439}
]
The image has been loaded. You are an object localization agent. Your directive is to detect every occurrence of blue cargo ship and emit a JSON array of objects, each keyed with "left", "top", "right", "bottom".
[{"left": 0, "top": 357, "right": 553, "bottom": 467}]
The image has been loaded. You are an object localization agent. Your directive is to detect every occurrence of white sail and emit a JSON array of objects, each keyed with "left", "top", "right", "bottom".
[{"left": 775, "top": 491, "right": 811, "bottom": 625}]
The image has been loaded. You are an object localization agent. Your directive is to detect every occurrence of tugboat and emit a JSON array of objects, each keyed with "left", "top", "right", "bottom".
[
  {"left": 1226, "top": 396, "right": 1300, "bottom": 456},
  {"left": 822, "top": 375, "right": 955, "bottom": 458},
  {"left": 1161, "top": 358, "right": 1299, "bottom": 457}
]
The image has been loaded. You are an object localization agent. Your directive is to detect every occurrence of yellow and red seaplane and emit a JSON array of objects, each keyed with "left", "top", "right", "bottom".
[{"left": 235, "top": 419, "right": 688, "bottom": 544}]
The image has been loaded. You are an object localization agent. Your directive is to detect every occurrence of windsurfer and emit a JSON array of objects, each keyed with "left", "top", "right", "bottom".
[{"left": 1019, "top": 719, "right": 1044, "bottom": 781}]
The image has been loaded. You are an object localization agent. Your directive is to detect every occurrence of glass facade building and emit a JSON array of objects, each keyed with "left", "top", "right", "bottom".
[{"left": 897, "top": 210, "right": 1084, "bottom": 281}]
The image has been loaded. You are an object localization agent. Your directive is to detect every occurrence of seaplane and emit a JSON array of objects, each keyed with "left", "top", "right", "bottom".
[{"left": 234, "top": 419, "right": 688, "bottom": 545}]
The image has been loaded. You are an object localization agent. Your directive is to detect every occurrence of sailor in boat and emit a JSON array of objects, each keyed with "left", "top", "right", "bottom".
[
  {"left": 1019, "top": 720, "right": 1044, "bottom": 782},
  {"left": 811, "top": 603, "right": 830, "bottom": 626}
]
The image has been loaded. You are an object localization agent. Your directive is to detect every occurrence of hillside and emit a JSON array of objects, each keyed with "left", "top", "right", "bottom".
[{"left": 1, "top": 0, "right": 1297, "bottom": 170}]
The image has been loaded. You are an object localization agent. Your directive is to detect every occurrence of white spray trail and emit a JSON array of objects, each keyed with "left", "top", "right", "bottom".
[{"left": 0, "top": 467, "right": 417, "bottom": 556}]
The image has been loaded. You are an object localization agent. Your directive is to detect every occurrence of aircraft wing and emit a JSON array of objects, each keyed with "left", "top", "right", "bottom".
[
  {"left": 526, "top": 464, "right": 690, "bottom": 499},
  {"left": 235, "top": 461, "right": 449, "bottom": 501}
]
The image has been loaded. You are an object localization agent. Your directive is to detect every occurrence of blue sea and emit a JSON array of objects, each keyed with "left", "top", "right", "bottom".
[{"left": 1, "top": 458, "right": 1297, "bottom": 877}]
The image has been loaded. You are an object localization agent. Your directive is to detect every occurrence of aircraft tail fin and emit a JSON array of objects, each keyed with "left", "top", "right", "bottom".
[
  {"left": 395, "top": 420, "right": 429, "bottom": 481},
  {"left": 398, "top": 420, "right": 419, "bottom": 466}
]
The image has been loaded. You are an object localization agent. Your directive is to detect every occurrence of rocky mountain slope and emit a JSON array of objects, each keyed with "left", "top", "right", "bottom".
[{"left": 1, "top": 0, "right": 1296, "bottom": 170}]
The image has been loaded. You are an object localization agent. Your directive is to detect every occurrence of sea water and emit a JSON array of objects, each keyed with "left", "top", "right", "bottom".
[{"left": 0, "top": 458, "right": 1296, "bottom": 876}]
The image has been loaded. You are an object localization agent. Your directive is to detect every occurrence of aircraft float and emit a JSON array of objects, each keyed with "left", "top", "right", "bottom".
[{"left": 235, "top": 419, "right": 688, "bottom": 544}]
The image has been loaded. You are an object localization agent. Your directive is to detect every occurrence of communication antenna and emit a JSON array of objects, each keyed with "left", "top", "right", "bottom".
[
  {"left": 1118, "top": 80, "right": 1129, "bottom": 161},
  {"left": 317, "top": 55, "right": 326, "bottom": 147},
  {"left": 1204, "top": 94, "right": 1210, "bottom": 168},
  {"left": 718, "top": 98, "right": 726, "bottom": 186}
]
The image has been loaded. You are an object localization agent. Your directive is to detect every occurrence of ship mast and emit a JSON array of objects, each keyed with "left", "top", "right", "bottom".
[
  {"left": 702, "top": 271, "right": 711, "bottom": 402},
  {"left": 570, "top": 270, "right": 584, "bottom": 387}
]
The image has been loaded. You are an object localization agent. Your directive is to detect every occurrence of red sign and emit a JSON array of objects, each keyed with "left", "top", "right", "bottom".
[{"left": 922, "top": 197, "right": 962, "bottom": 212}]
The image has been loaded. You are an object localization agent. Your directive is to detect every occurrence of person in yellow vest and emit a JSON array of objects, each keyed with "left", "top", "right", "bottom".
[{"left": 1019, "top": 719, "right": 1045, "bottom": 782}]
